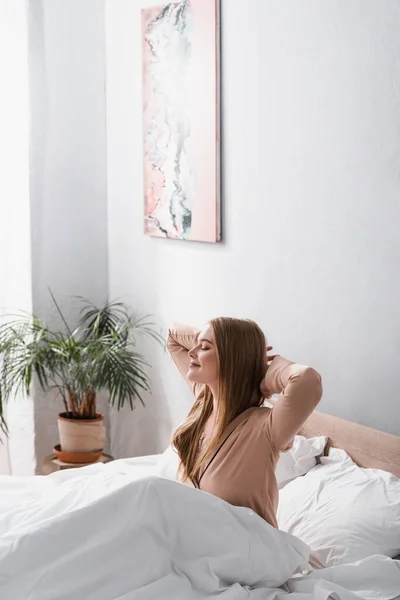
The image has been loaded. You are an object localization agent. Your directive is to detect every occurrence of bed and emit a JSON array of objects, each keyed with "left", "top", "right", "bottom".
[
  {"left": 290, "top": 412, "right": 400, "bottom": 570},
  {"left": 0, "top": 412, "right": 399, "bottom": 600},
  {"left": 299, "top": 410, "right": 400, "bottom": 477}
]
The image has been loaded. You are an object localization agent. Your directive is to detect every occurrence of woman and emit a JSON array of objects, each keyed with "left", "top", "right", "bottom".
[{"left": 168, "top": 318, "right": 323, "bottom": 528}]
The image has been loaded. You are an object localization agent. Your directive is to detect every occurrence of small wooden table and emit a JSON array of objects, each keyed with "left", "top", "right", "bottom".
[{"left": 42, "top": 453, "right": 114, "bottom": 475}]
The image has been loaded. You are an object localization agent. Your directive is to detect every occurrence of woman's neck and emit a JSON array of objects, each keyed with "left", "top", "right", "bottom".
[{"left": 208, "top": 383, "right": 218, "bottom": 414}]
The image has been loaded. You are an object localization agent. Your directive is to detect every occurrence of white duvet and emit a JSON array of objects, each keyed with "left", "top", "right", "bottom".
[{"left": 0, "top": 457, "right": 399, "bottom": 600}]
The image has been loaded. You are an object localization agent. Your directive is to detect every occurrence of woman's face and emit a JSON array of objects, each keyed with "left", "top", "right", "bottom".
[{"left": 187, "top": 323, "right": 219, "bottom": 385}]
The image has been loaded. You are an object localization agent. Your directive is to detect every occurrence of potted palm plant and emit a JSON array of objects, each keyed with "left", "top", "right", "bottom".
[{"left": 0, "top": 295, "right": 163, "bottom": 463}]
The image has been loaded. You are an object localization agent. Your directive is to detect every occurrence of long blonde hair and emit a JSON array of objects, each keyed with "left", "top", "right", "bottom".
[{"left": 172, "top": 317, "right": 267, "bottom": 483}]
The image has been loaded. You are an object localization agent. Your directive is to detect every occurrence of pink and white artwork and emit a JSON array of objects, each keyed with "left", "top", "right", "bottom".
[{"left": 142, "top": 0, "right": 221, "bottom": 243}]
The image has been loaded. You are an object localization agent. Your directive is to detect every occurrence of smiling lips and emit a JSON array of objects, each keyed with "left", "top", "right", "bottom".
[{"left": 189, "top": 362, "right": 200, "bottom": 368}]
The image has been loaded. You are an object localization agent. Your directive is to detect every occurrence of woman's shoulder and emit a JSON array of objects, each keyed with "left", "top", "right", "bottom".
[
  {"left": 232, "top": 406, "right": 272, "bottom": 434},
  {"left": 238, "top": 407, "right": 281, "bottom": 454},
  {"left": 247, "top": 406, "right": 293, "bottom": 453},
  {"left": 245, "top": 406, "right": 272, "bottom": 427},
  {"left": 252, "top": 405, "right": 271, "bottom": 415}
]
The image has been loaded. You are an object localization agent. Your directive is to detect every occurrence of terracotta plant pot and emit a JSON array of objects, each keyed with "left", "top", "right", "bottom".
[
  {"left": 53, "top": 444, "right": 102, "bottom": 465},
  {"left": 57, "top": 412, "right": 105, "bottom": 455}
]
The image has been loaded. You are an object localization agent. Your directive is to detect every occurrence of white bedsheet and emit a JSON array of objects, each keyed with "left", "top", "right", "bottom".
[{"left": 0, "top": 456, "right": 399, "bottom": 600}]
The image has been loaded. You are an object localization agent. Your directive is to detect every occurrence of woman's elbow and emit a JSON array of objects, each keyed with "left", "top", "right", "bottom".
[
  {"left": 302, "top": 367, "right": 323, "bottom": 406},
  {"left": 166, "top": 329, "right": 177, "bottom": 355}
]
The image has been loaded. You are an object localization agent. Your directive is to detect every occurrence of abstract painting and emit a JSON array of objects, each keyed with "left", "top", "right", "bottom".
[{"left": 142, "top": 0, "right": 221, "bottom": 243}]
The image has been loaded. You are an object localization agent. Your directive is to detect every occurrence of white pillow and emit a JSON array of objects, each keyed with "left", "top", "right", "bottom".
[
  {"left": 155, "top": 435, "right": 327, "bottom": 487},
  {"left": 277, "top": 448, "right": 400, "bottom": 568},
  {"left": 276, "top": 435, "right": 326, "bottom": 488}
]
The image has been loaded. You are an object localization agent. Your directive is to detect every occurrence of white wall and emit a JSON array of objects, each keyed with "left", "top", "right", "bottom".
[
  {"left": 28, "top": 0, "right": 109, "bottom": 470},
  {"left": 0, "top": 0, "right": 35, "bottom": 475},
  {"left": 106, "top": 0, "right": 400, "bottom": 456}
]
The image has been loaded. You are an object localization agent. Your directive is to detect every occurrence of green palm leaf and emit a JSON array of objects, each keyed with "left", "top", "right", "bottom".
[{"left": 0, "top": 295, "right": 163, "bottom": 438}]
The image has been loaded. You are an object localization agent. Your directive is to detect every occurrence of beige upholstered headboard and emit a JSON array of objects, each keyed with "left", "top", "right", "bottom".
[{"left": 299, "top": 411, "right": 400, "bottom": 478}]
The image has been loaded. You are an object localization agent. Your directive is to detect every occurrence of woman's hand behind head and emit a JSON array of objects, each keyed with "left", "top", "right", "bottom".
[{"left": 260, "top": 347, "right": 278, "bottom": 399}]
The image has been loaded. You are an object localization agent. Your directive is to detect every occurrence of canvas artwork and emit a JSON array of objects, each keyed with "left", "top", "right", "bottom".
[{"left": 142, "top": 0, "right": 221, "bottom": 243}]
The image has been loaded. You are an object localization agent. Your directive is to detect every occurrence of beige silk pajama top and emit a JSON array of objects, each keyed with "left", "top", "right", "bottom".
[{"left": 167, "top": 324, "right": 323, "bottom": 527}]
